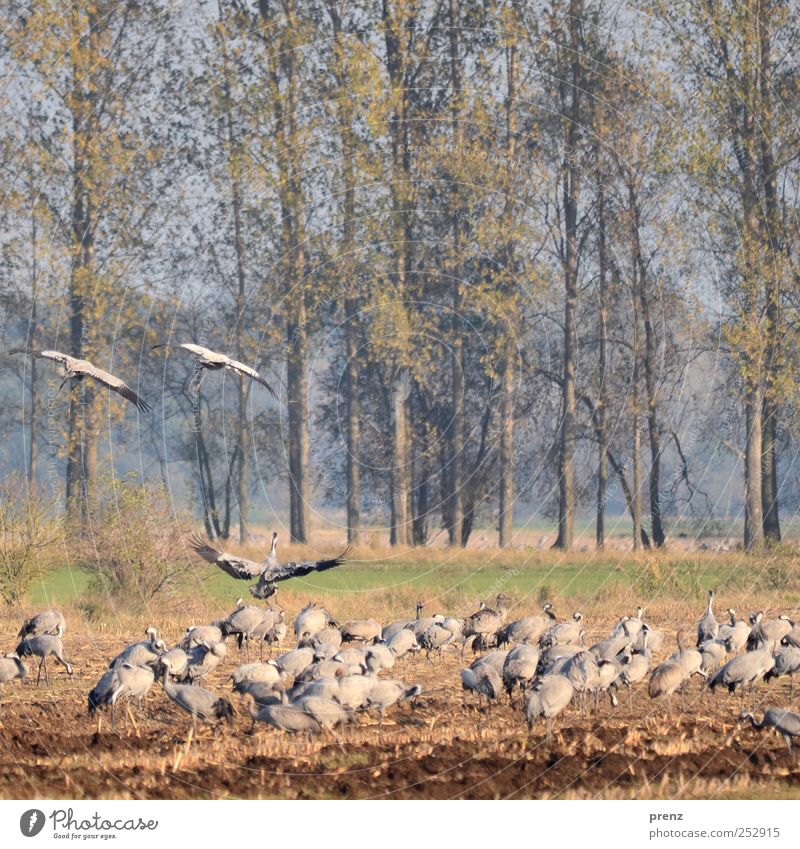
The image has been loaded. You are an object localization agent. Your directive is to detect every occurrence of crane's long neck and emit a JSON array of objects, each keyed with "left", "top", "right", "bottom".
[
  {"left": 161, "top": 666, "right": 177, "bottom": 698},
  {"left": 707, "top": 594, "right": 713, "bottom": 615},
  {"left": 743, "top": 713, "right": 762, "bottom": 730}
]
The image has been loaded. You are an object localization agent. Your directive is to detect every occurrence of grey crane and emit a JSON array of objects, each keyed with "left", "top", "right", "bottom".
[
  {"left": 333, "top": 647, "right": 368, "bottom": 667},
  {"left": 386, "top": 629, "right": 420, "bottom": 660},
  {"left": 619, "top": 626, "right": 652, "bottom": 706},
  {"left": 340, "top": 619, "right": 382, "bottom": 644},
  {"left": 782, "top": 620, "right": 800, "bottom": 649},
  {"left": 153, "top": 342, "right": 278, "bottom": 399},
  {"left": 184, "top": 640, "right": 227, "bottom": 682},
  {"left": 463, "top": 595, "right": 509, "bottom": 645},
  {"left": 538, "top": 643, "right": 583, "bottom": 674},
  {"left": 231, "top": 661, "right": 284, "bottom": 692},
  {"left": 461, "top": 665, "right": 502, "bottom": 706},
  {"left": 273, "top": 647, "right": 315, "bottom": 678},
  {"left": 611, "top": 606, "right": 644, "bottom": 639},
  {"left": 110, "top": 628, "right": 165, "bottom": 670},
  {"left": 524, "top": 675, "right": 574, "bottom": 740},
  {"left": 747, "top": 612, "right": 794, "bottom": 653},
  {"left": 217, "top": 599, "right": 276, "bottom": 659},
  {"left": 469, "top": 650, "right": 509, "bottom": 678},
  {"left": 502, "top": 644, "right": 540, "bottom": 698},
  {"left": 591, "top": 623, "right": 633, "bottom": 662},
  {"left": 15, "top": 635, "right": 72, "bottom": 685},
  {"left": 407, "top": 601, "right": 443, "bottom": 640},
  {"left": 699, "top": 639, "right": 728, "bottom": 676},
  {"left": 364, "top": 644, "right": 395, "bottom": 674},
  {"left": 540, "top": 611, "right": 585, "bottom": 649},
  {"left": 181, "top": 625, "right": 223, "bottom": 650},
  {"left": 158, "top": 647, "right": 190, "bottom": 680},
  {"left": 381, "top": 608, "right": 417, "bottom": 641},
  {"left": 333, "top": 671, "right": 374, "bottom": 710},
  {"left": 718, "top": 609, "right": 749, "bottom": 653},
  {"left": 159, "top": 656, "right": 234, "bottom": 736},
  {"left": 765, "top": 645, "right": 800, "bottom": 696},
  {"left": 648, "top": 660, "right": 686, "bottom": 708},
  {"left": 0, "top": 653, "right": 27, "bottom": 705},
  {"left": 562, "top": 650, "right": 601, "bottom": 714},
  {"left": 708, "top": 649, "right": 775, "bottom": 701},
  {"left": 10, "top": 349, "right": 150, "bottom": 413},
  {"left": 301, "top": 626, "right": 342, "bottom": 660},
  {"left": 419, "top": 622, "right": 455, "bottom": 661},
  {"left": 696, "top": 590, "right": 718, "bottom": 647},
  {"left": 294, "top": 602, "right": 339, "bottom": 640},
  {"left": 293, "top": 695, "right": 353, "bottom": 730},
  {"left": 242, "top": 692, "right": 321, "bottom": 735},
  {"left": 670, "top": 631, "right": 703, "bottom": 684},
  {"left": 739, "top": 707, "right": 800, "bottom": 761},
  {"left": 251, "top": 609, "right": 286, "bottom": 659},
  {"left": 88, "top": 663, "right": 155, "bottom": 734},
  {"left": 365, "top": 680, "right": 421, "bottom": 721},
  {"left": 497, "top": 605, "right": 556, "bottom": 648},
  {"left": 190, "top": 532, "right": 350, "bottom": 600},
  {"left": 18, "top": 610, "right": 66, "bottom": 639}
]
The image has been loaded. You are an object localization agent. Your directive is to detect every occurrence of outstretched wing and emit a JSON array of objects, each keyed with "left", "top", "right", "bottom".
[
  {"left": 177, "top": 343, "right": 218, "bottom": 359},
  {"left": 263, "top": 547, "right": 352, "bottom": 584},
  {"left": 188, "top": 533, "right": 264, "bottom": 579},
  {"left": 79, "top": 360, "right": 151, "bottom": 414},
  {"left": 9, "top": 349, "right": 72, "bottom": 365},
  {"left": 224, "top": 358, "right": 279, "bottom": 400}
]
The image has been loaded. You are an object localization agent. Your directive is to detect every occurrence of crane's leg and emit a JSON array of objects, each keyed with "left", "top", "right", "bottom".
[
  {"left": 111, "top": 700, "right": 117, "bottom": 733},
  {"left": 545, "top": 717, "right": 553, "bottom": 744},
  {"left": 36, "top": 658, "right": 43, "bottom": 686},
  {"left": 125, "top": 702, "right": 140, "bottom": 738}
]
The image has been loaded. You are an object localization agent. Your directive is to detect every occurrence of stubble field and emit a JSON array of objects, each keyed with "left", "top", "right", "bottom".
[{"left": 2, "top": 585, "right": 799, "bottom": 801}]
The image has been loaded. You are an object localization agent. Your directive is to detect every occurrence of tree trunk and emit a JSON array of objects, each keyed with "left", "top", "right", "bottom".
[
  {"left": 596, "top": 190, "right": 608, "bottom": 549},
  {"left": 390, "top": 369, "right": 410, "bottom": 546},
  {"left": 759, "top": 17, "right": 781, "bottom": 543},
  {"left": 446, "top": 0, "right": 464, "bottom": 547},
  {"left": 498, "top": 34, "right": 517, "bottom": 549},
  {"left": 627, "top": 181, "right": 665, "bottom": 547},
  {"left": 498, "top": 336, "right": 515, "bottom": 548},
  {"left": 553, "top": 0, "right": 581, "bottom": 551},
  {"left": 327, "top": 1, "right": 362, "bottom": 545},
  {"left": 287, "top": 294, "right": 309, "bottom": 544},
  {"left": 262, "top": 0, "right": 310, "bottom": 543},
  {"left": 219, "top": 2, "right": 251, "bottom": 545},
  {"left": 345, "top": 299, "right": 361, "bottom": 544},
  {"left": 744, "top": 383, "right": 764, "bottom": 550},
  {"left": 28, "top": 207, "right": 38, "bottom": 482},
  {"left": 65, "top": 6, "right": 99, "bottom": 526},
  {"left": 383, "top": 0, "right": 414, "bottom": 546}
]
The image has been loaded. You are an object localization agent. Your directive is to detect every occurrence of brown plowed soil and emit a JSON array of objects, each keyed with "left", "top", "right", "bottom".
[{"left": 1, "top": 619, "right": 799, "bottom": 799}]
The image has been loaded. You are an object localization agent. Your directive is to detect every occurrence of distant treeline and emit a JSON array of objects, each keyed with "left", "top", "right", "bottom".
[{"left": 1, "top": 1, "right": 799, "bottom": 551}]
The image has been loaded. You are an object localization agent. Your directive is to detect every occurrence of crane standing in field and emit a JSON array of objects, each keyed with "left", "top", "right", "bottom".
[
  {"left": 697, "top": 590, "right": 718, "bottom": 647},
  {"left": 18, "top": 610, "right": 66, "bottom": 639},
  {"left": 189, "top": 532, "right": 351, "bottom": 600},
  {"left": 739, "top": 708, "right": 800, "bottom": 761},
  {"left": 153, "top": 342, "right": 279, "bottom": 399},
  {"left": 9, "top": 350, "right": 150, "bottom": 413}
]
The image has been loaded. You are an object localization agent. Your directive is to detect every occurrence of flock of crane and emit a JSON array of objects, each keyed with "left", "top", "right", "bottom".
[{"left": 2, "top": 589, "right": 800, "bottom": 760}]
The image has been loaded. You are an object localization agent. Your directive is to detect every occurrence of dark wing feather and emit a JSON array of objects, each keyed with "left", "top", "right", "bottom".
[
  {"left": 79, "top": 360, "right": 151, "bottom": 414},
  {"left": 264, "top": 547, "right": 351, "bottom": 583},
  {"left": 225, "top": 359, "right": 279, "bottom": 400},
  {"left": 188, "top": 533, "right": 264, "bottom": 579}
]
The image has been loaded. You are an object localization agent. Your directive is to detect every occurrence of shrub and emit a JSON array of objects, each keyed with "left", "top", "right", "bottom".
[
  {"left": 76, "top": 474, "right": 194, "bottom": 603},
  {"left": 0, "top": 474, "right": 61, "bottom": 606}
]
